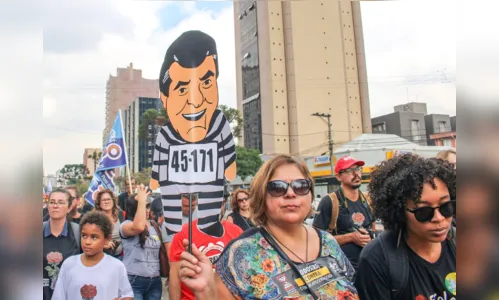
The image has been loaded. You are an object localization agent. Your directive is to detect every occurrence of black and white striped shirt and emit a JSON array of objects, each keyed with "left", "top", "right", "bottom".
[{"left": 152, "top": 109, "right": 236, "bottom": 195}]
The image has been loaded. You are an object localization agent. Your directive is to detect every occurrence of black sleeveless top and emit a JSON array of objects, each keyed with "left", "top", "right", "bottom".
[{"left": 228, "top": 211, "right": 254, "bottom": 231}]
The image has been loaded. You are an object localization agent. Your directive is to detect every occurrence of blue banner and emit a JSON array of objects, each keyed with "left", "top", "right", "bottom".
[{"left": 84, "top": 111, "right": 127, "bottom": 206}]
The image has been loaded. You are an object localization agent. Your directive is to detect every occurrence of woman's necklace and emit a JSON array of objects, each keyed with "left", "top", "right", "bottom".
[{"left": 266, "top": 225, "right": 309, "bottom": 263}]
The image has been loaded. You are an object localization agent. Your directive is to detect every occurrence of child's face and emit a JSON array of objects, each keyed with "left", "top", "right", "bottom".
[{"left": 81, "top": 223, "right": 109, "bottom": 257}]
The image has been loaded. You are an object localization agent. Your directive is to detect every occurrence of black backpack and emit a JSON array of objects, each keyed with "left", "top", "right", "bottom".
[{"left": 377, "top": 227, "right": 456, "bottom": 300}]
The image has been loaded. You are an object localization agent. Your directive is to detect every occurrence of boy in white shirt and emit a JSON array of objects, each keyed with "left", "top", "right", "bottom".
[{"left": 52, "top": 211, "right": 133, "bottom": 300}]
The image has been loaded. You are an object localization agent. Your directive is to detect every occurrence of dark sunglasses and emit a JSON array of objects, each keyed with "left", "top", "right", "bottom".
[
  {"left": 237, "top": 197, "right": 249, "bottom": 202},
  {"left": 267, "top": 179, "right": 312, "bottom": 197},
  {"left": 407, "top": 200, "right": 456, "bottom": 223}
]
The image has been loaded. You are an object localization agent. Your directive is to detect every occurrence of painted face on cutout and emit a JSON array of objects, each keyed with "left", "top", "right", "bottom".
[{"left": 162, "top": 55, "right": 219, "bottom": 143}]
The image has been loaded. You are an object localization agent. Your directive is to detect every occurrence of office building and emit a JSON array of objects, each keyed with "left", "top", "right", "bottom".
[
  {"left": 234, "top": 1, "right": 372, "bottom": 156},
  {"left": 123, "top": 97, "right": 163, "bottom": 173},
  {"left": 371, "top": 111, "right": 428, "bottom": 146},
  {"left": 425, "top": 114, "right": 456, "bottom": 147},
  {"left": 103, "top": 63, "right": 159, "bottom": 146}
]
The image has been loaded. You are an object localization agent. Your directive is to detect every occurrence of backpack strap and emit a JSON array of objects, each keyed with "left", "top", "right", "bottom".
[
  {"left": 448, "top": 226, "right": 456, "bottom": 257},
  {"left": 327, "top": 192, "right": 340, "bottom": 234},
  {"left": 70, "top": 222, "right": 80, "bottom": 250},
  {"left": 378, "top": 230, "right": 409, "bottom": 300},
  {"left": 150, "top": 220, "right": 164, "bottom": 244}
]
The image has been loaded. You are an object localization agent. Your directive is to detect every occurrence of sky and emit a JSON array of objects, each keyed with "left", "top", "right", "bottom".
[{"left": 42, "top": 0, "right": 456, "bottom": 175}]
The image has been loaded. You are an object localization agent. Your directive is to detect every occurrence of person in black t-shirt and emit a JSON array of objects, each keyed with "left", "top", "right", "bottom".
[
  {"left": 43, "top": 188, "right": 81, "bottom": 300},
  {"left": 354, "top": 154, "right": 456, "bottom": 300},
  {"left": 313, "top": 156, "right": 375, "bottom": 269},
  {"left": 118, "top": 177, "right": 137, "bottom": 213}
]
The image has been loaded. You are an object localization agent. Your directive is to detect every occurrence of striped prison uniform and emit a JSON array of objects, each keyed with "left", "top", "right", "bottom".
[{"left": 152, "top": 109, "right": 236, "bottom": 235}]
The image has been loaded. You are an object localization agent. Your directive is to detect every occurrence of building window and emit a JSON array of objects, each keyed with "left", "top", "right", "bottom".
[
  {"left": 373, "top": 123, "right": 385, "bottom": 133},
  {"left": 438, "top": 121, "right": 447, "bottom": 133},
  {"left": 411, "top": 120, "right": 421, "bottom": 141},
  {"left": 443, "top": 138, "right": 452, "bottom": 147}
]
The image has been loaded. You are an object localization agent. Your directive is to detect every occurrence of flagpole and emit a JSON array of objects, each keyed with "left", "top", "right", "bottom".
[{"left": 119, "top": 109, "right": 133, "bottom": 194}]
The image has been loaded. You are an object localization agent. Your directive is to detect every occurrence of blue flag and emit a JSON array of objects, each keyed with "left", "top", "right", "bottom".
[{"left": 85, "top": 111, "right": 127, "bottom": 206}]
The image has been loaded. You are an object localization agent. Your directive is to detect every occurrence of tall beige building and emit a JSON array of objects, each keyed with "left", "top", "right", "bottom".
[
  {"left": 234, "top": 1, "right": 372, "bottom": 156},
  {"left": 103, "top": 63, "right": 159, "bottom": 146}
]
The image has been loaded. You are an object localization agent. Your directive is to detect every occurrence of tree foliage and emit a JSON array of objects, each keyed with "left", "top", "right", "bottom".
[
  {"left": 235, "top": 146, "right": 263, "bottom": 182},
  {"left": 58, "top": 164, "right": 89, "bottom": 185},
  {"left": 138, "top": 108, "right": 168, "bottom": 141},
  {"left": 114, "top": 175, "right": 125, "bottom": 191},
  {"left": 75, "top": 180, "right": 90, "bottom": 197},
  {"left": 87, "top": 150, "right": 102, "bottom": 173},
  {"left": 219, "top": 105, "right": 243, "bottom": 139},
  {"left": 134, "top": 167, "right": 152, "bottom": 186}
]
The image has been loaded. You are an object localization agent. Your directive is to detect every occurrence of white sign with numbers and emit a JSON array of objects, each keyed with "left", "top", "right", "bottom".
[{"left": 168, "top": 143, "right": 218, "bottom": 183}]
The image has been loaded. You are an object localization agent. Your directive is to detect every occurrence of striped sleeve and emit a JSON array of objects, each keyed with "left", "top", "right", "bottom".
[
  {"left": 152, "top": 127, "right": 170, "bottom": 181},
  {"left": 219, "top": 116, "right": 236, "bottom": 169}
]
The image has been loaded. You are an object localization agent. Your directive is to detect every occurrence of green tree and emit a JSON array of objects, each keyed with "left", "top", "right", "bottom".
[
  {"left": 133, "top": 167, "right": 152, "bottom": 186},
  {"left": 235, "top": 146, "right": 263, "bottom": 182},
  {"left": 87, "top": 150, "right": 102, "bottom": 174},
  {"left": 75, "top": 180, "right": 90, "bottom": 197},
  {"left": 219, "top": 105, "right": 243, "bottom": 139},
  {"left": 114, "top": 175, "right": 125, "bottom": 191},
  {"left": 138, "top": 108, "right": 168, "bottom": 142},
  {"left": 59, "top": 164, "right": 89, "bottom": 185}
]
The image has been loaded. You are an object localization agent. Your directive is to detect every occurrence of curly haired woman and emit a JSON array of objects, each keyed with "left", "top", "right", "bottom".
[{"left": 354, "top": 154, "right": 456, "bottom": 300}]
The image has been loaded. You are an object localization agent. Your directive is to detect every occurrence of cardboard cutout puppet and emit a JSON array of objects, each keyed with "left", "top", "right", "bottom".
[{"left": 150, "top": 30, "right": 237, "bottom": 236}]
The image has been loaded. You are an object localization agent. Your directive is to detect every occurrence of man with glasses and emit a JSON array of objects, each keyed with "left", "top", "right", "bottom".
[
  {"left": 313, "top": 156, "right": 375, "bottom": 270},
  {"left": 354, "top": 154, "right": 456, "bottom": 300}
]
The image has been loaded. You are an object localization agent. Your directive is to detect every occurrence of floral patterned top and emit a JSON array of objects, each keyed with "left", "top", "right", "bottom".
[{"left": 215, "top": 227, "right": 359, "bottom": 300}]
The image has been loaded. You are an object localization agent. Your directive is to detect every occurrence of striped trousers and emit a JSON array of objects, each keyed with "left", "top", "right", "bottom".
[{"left": 160, "top": 184, "right": 224, "bottom": 235}]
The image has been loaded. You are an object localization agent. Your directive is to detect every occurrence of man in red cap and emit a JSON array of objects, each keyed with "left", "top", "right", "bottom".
[{"left": 313, "top": 156, "right": 376, "bottom": 270}]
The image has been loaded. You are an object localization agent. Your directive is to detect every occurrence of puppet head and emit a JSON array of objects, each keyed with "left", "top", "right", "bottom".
[{"left": 159, "top": 30, "right": 220, "bottom": 143}]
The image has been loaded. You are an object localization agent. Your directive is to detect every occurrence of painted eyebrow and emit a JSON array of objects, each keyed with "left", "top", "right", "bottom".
[
  {"left": 417, "top": 195, "right": 450, "bottom": 205},
  {"left": 173, "top": 80, "right": 190, "bottom": 91},
  {"left": 199, "top": 70, "right": 215, "bottom": 81}
]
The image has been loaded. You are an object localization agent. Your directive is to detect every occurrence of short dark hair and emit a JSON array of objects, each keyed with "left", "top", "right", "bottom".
[
  {"left": 65, "top": 185, "right": 81, "bottom": 198},
  {"left": 368, "top": 154, "right": 456, "bottom": 232},
  {"left": 79, "top": 210, "right": 113, "bottom": 239},
  {"left": 49, "top": 188, "right": 72, "bottom": 207},
  {"left": 159, "top": 30, "right": 219, "bottom": 97}
]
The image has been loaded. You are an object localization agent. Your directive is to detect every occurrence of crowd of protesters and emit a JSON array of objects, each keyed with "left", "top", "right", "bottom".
[{"left": 43, "top": 150, "right": 456, "bottom": 300}]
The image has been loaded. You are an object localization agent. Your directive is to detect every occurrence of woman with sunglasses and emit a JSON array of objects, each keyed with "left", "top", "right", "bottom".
[
  {"left": 354, "top": 154, "right": 456, "bottom": 300},
  {"left": 227, "top": 189, "right": 254, "bottom": 231},
  {"left": 176, "top": 155, "right": 359, "bottom": 299}
]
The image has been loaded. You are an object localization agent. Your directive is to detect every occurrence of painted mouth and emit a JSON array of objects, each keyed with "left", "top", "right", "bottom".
[{"left": 182, "top": 109, "right": 206, "bottom": 121}]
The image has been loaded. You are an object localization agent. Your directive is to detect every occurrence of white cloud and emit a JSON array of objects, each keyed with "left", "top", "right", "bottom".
[
  {"left": 361, "top": 0, "right": 456, "bottom": 117},
  {"left": 43, "top": 0, "right": 236, "bottom": 175}
]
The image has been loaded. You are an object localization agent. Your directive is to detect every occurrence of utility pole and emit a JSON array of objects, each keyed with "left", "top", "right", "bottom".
[{"left": 312, "top": 112, "right": 333, "bottom": 175}]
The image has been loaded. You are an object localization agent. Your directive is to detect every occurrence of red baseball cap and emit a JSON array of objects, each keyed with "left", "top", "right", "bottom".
[{"left": 334, "top": 156, "right": 365, "bottom": 174}]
